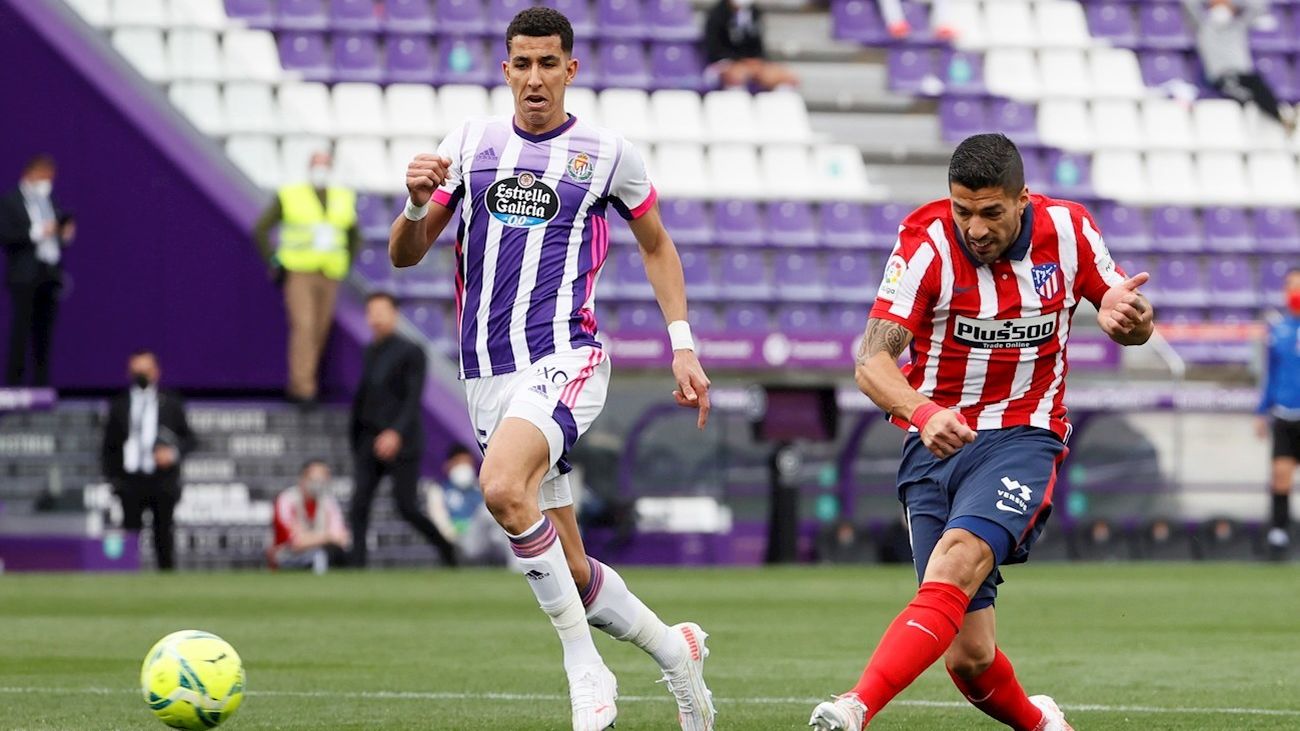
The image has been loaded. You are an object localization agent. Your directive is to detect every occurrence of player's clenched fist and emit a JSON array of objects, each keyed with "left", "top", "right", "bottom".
[
  {"left": 406, "top": 154, "right": 452, "bottom": 207},
  {"left": 913, "top": 403, "right": 976, "bottom": 459}
]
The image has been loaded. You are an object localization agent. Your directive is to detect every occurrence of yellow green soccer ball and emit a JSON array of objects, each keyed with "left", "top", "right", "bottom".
[{"left": 140, "top": 630, "right": 245, "bottom": 729}]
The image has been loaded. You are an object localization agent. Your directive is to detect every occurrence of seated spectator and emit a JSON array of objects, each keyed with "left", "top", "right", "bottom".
[
  {"left": 426, "top": 444, "right": 513, "bottom": 567},
  {"left": 1184, "top": 0, "right": 1296, "bottom": 135},
  {"left": 704, "top": 0, "right": 799, "bottom": 91},
  {"left": 269, "top": 459, "right": 351, "bottom": 572},
  {"left": 879, "top": 0, "right": 956, "bottom": 40}
]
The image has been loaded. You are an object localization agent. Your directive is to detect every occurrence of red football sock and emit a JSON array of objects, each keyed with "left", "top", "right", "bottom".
[
  {"left": 948, "top": 648, "right": 1045, "bottom": 731},
  {"left": 849, "top": 581, "right": 969, "bottom": 721}
]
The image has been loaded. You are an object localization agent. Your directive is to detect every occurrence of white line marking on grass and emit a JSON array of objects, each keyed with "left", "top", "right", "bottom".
[{"left": 2, "top": 687, "right": 1298, "bottom": 717}]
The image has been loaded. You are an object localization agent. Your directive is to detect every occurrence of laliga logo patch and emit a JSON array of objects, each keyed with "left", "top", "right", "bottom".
[
  {"left": 566, "top": 152, "right": 594, "bottom": 182},
  {"left": 487, "top": 172, "right": 560, "bottom": 228},
  {"left": 878, "top": 255, "right": 906, "bottom": 300}
]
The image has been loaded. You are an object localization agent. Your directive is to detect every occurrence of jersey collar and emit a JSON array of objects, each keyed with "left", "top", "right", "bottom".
[
  {"left": 953, "top": 203, "right": 1035, "bottom": 267},
  {"left": 512, "top": 113, "right": 577, "bottom": 143}
]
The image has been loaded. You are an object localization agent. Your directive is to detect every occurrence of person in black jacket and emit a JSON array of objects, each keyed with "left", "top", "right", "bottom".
[
  {"left": 0, "top": 154, "right": 75, "bottom": 386},
  {"left": 100, "top": 350, "right": 196, "bottom": 570},
  {"left": 703, "top": 0, "right": 799, "bottom": 90},
  {"left": 348, "top": 292, "right": 456, "bottom": 567}
]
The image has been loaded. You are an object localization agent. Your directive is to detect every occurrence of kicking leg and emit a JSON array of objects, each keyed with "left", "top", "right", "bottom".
[{"left": 946, "top": 608, "right": 1055, "bottom": 730}]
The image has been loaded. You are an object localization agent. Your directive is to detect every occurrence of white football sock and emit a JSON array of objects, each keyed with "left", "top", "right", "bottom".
[
  {"left": 582, "top": 557, "right": 685, "bottom": 669},
  {"left": 508, "top": 518, "right": 602, "bottom": 671}
]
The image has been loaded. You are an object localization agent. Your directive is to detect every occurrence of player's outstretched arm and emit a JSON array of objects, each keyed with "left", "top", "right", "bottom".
[
  {"left": 856, "top": 318, "right": 975, "bottom": 458},
  {"left": 1097, "top": 271, "right": 1155, "bottom": 346},
  {"left": 629, "top": 204, "right": 711, "bottom": 429},
  {"left": 389, "top": 154, "right": 454, "bottom": 268}
]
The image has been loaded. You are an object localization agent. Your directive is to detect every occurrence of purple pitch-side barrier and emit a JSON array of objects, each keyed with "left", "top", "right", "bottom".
[{"left": 0, "top": 388, "right": 58, "bottom": 411}]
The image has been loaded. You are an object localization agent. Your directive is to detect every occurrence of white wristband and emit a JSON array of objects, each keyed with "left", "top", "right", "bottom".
[
  {"left": 404, "top": 197, "right": 430, "bottom": 221},
  {"left": 667, "top": 320, "right": 695, "bottom": 351}
]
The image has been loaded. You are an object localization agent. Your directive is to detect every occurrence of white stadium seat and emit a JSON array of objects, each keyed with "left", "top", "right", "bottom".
[
  {"left": 335, "top": 137, "right": 392, "bottom": 192},
  {"left": 168, "top": 0, "right": 228, "bottom": 30},
  {"left": 281, "top": 135, "right": 332, "bottom": 181},
  {"left": 111, "top": 28, "right": 169, "bottom": 82},
  {"left": 984, "top": 49, "right": 1041, "bottom": 100},
  {"left": 1034, "top": 1, "right": 1091, "bottom": 49},
  {"left": 332, "top": 83, "right": 388, "bottom": 137},
  {"left": 812, "top": 144, "right": 873, "bottom": 201},
  {"left": 1091, "top": 151, "right": 1147, "bottom": 203},
  {"left": 1192, "top": 99, "right": 1248, "bottom": 151},
  {"left": 982, "top": 1, "right": 1035, "bottom": 48},
  {"left": 1145, "top": 151, "right": 1198, "bottom": 204},
  {"left": 225, "top": 135, "right": 281, "bottom": 189},
  {"left": 650, "top": 143, "right": 710, "bottom": 198},
  {"left": 385, "top": 84, "right": 440, "bottom": 137},
  {"left": 1247, "top": 152, "right": 1300, "bottom": 205},
  {"left": 598, "top": 88, "right": 651, "bottom": 142},
  {"left": 110, "top": 0, "right": 166, "bottom": 27},
  {"left": 760, "top": 144, "right": 818, "bottom": 201},
  {"left": 490, "top": 85, "right": 515, "bottom": 119},
  {"left": 1037, "top": 49, "right": 1092, "bottom": 99},
  {"left": 708, "top": 144, "right": 763, "bottom": 198},
  {"left": 64, "top": 0, "right": 110, "bottom": 27},
  {"left": 1088, "top": 48, "right": 1146, "bottom": 99},
  {"left": 564, "top": 87, "right": 599, "bottom": 127},
  {"left": 937, "top": 0, "right": 986, "bottom": 49},
  {"left": 704, "top": 90, "right": 759, "bottom": 142},
  {"left": 1036, "top": 99, "right": 1092, "bottom": 151},
  {"left": 389, "top": 137, "right": 440, "bottom": 195},
  {"left": 168, "top": 81, "right": 225, "bottom": 135},
  {"left": 277, "top": 82, "right": 335, "bottom": 136},
  {"left": 1196, "top": 152, "right": 1250, "bottom": 205},
  {"left": 222, "top": 82, "right": 276, "bottom": 134},
  {"left": 435, "top": 85, "right": 490, "bottom": 135},
  {"left": 1091, "top": 99, "right": 1143, "bottom": 150},
  {"left": 221, "top": 29, "right": 282, "bottom": 82},
  {"left": 1140, "top": 99, "right": 1196, "bottom": 151},
  {"left": 755, "top": 90, "right": 813, "bottom": 143},
  {"left": 167, "top": 29, "right": 222, "bottom": 81},
  {"left": 649, "top": 90, "right": 703, "bottom": 143}
]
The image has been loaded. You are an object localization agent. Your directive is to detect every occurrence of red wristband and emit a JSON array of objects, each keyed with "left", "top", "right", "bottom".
[{"left": 909, "top": 402, "right": 943, "bottom": 431}]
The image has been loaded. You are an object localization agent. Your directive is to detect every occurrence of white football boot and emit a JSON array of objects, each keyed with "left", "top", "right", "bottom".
[
  {"left": 568, "top": 663, "right": 618, "bottom": 731},
  {"left": 808, "top": 693, "right": 867, "bottom": 731},
  {"left": 1029, "top": 695, "right": 1074, "bottom": 731},
  {"left": 658, "top": 622, "right": 716, "bottom": 730}
]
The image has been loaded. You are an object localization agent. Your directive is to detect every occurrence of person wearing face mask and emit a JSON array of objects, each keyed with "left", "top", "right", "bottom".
[
  {"left": 269, "top": 459, "right": 351, "bottom": 572},
  {"left": 100, "top": 350, "right": 196, "bottom": 571},
  {"left": 703, "top": 0, "right": 800, "bottom": 91},
  {"left": 426, "top": 444, "right": 512, "bottom": 566},
  {"left": 0, "top": 154, "right": 75, "bottom": 386},
  {"left": 1257, "top": 268, "right": 1300, "bottom": 560},
  {"left": 253, "top": 150, "right": 360, "bottom": 407},
  {"left": 1182, "top": 0, "right": 1296, "bottom": 135}
]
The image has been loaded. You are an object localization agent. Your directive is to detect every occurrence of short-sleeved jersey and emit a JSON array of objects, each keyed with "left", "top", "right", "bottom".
[
  {"left": 869, "top": 194, "right": 1127, "bottom": 440},
  {"left": 432, "top": 115, "right": 657, "bottom": 380}
]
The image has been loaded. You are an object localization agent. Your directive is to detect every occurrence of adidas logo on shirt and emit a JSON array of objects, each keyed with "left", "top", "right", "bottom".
[
  {"left": 529, "top": 384, "right": 548, "bottom": 397},
  {"left": 475, "top": 147, "right": 498, "bottom": 162}
]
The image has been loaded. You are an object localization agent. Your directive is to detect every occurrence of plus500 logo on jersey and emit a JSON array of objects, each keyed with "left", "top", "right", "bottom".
[
  {"left": 953, "top": 313, "right": 1057, "bottom": 349},
  {"left": 487, "top": 171, "right": 560, "bottom": 228}
]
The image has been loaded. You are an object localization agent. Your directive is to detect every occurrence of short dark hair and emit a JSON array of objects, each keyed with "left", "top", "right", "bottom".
[
  {"left": 506, "top": 7, "right": 574, "bottom": 54},
  {"left": 445, "top": 443, "right": 474, "bottom": 462},
  {"left": 24, "top": 154, "right": 55, "bottom": 173},
  {"left": 300, "top": 458, "right": 329, "bottom": 475},
  {"left": 948, "top": 133, "right": 1025, "bottom": 195},
  {"left": 365, "top": 291, "right": 398, "bottom": 309}
]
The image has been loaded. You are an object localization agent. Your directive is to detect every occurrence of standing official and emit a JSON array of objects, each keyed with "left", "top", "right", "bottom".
[
  {"left": 348, "top": 292, "right": 457, "bottom": 567},
  {"left": 254, "top": 151, "right": 360, "bottom": 406},
  {"left": 0, "top": 154, "right": 75, "bottom": 386},
  {"left": 1258, "top": 267, "right": 1300, "bottom": 560},
  {"left": 101, "top": 350, "right": 196, "bottom": 571}
]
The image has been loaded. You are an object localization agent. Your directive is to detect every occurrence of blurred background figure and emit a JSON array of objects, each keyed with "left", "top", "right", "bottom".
[
  {"left": 1183, "top": 0, "right": 1296, "bottom": 135},
  {"left": 877, "top": 0, "right": 955, "bottom": 40},
  {"left": 427, "top": 444, "right": 512, "bottom": 567},
  {"left": 704, "top": 0, "right": 799, "bottom": 90},
  {"left": 1, "top": 154, "right": 74, "bottom": 387},
  {"left": 254, "top": 151, "right": 359, "bottom": 407},
  {"left": 100, "top": 350, "right": 194, "bottom": 571},
  {"left": 269, "top": 459, "right": 351, "bottom": 573},
  {"left": 348, "top": 293, "right": 457, "bottom": 568},
  {"left": 1258, "top": 267, "right": 1300, "bottom": 560}
]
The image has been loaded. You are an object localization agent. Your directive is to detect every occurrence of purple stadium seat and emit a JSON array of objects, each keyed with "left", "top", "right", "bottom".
[
  {"left": 773, "top": 252, "right": 826, "bottom": 301},
  {"left": 1260, "top": 256, "right": 1297, "bottom": 294},
  {"left": 766, "top": 202, "right": 817, "bottom": 248},
  {"left": 1207, "top": 258, "right": 1258, "bottom": 308},
  {"left": 611, "top": 250, "right": 654, "bottom": 299},
  {"left": 1255, "top": 207, "right": 1300, "bottom": 253},
  {"left": 1153, "top": 256, "right": 1209, "bottom": 307},
  {"left": 1137, "top": 3, "right": 1192, "bottom": 50},
  {"left": 826, "top": 252, "right": 877, "bottom": 303},
  {"left": 542, "top": 0, "right": 597, "bottom": 39},
  {"left": 355, "top": 247, "right": 392, "bottom": 288},
  {"left": 609, "top": 215, "right": 637, "bottom": 246},
  {"left": 940, "top": 50, "right": 984, "bottom": 95},
  {"left": 1202, "top": 206, "right": 1254, "bottom": 253},
  {"left": 777, "top": 304, "right": 828, "bottom": 332},
  {"left": 866, "top": 202, "right": 910, "bottom": 249},
  {"left": 660, "top": 200, "right": 712, "bottom": 246},
  {"left": 277, "top": 31, "right": 331, "bottom": 80},
  {"left": 1256, "top": 53, "right": 1297, "bottom": 103},
  {"left": 1093, "top": 202, "right": 1150, "bottom": 252},
  {"left": 597, "top": 0, "right": 645, "bottom": 40},
  {"left": 1149, "top": 205, "right": 1202, "bottom": 252},
  {"left": 356, "top": 193, "right": 395, "bottom": 240},
  {"left": 832, "top": 0, "right": 888, "bottom": 44},
  {"left": 1042, "top": 150, "right": 1092, "bottom": 198},
  {"left": 1113, "top": 256, "right": 1149, "bottom": 285},
  {"left": 987, "top": 98, "right": 1038, "bottom": 146},
  {"left": 598, "top": 41, "right": 650, "bottom": 89},
  {"left": 888, "top": 48, "right": 937, "bottom": 95},
  {"left": 718, "top": 251, "right": 773, "bottom": 299},
  {"left": 436, "top": 0, "right": 486, "bottom": 36},
  {"left": 489, "top": 0, "right": 534, "bottom": 29},
  {"left": 332, "top": 0, "right": 380, "bottom": 31},
  {"left": 1086, "top": 1, "right": 1138, "bottom": 46},
  {"left": 1249, "top": 8, "right": 1293, "bottom": 53},
  {"left": 385, "top": 0, "right": 436, "bottom": 33},
  {"left": 820, "top": 202, "right": 870, "bottom": 248},
  {"left": 334, "top": 32, "right": 383, "bottom": 83},
  {"left": 277, "top": 0, "right": 328, "bottom": 30},
  {"left": 409, "top": 303, "right": 449, "bottom": 343},
  {"left": 679, "top": 249, "right": 719, "bottom": 299},
  {"left": 939, "top": 98, "right": 988, "bottom": 143},
  {"left": 689, "top": 304, "right": 723, "bottom": 333},
  {"left": 827, "top": 303, "right": 866, "bottom": 334},
  {"left": 224, "top": 0, "right": 273, "bottom": 27},
  {"left": 722, "top": 303, "right": 770, "bottom": 333},
  {"left": 568, "top": 40, "right": 598, "bottom": 87},
  {"left": 1139, "top": 50, "right": 1194, "bottom": 87},
  {"left": 386, "top": 33, "right": 436, "bottom": 83},
  {"left": 611, "top": 301, "right": 662, "bottom": 332},
  {"left": 714, "top": 200, "right": 764, "bottom": 247},
  {"left": 650, "top": 42, "right": 706, "bottom": 91},
  {"left": 436, "top": 37, "right": 493, "bottom": 85},
  {"left": 647, "top": 0, "right": 699, "bottom": 41},
  {"left": 1022, "top": 149, "right": 1049, "bottom": 192}
]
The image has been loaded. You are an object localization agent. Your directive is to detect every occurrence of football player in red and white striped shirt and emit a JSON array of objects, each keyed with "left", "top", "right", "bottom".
[{"left": 810, "top": 134, "right": 1153, "bottom": 731}]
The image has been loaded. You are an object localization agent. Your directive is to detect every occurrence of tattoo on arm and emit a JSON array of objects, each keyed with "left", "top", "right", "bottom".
[{"left": 856, "top": 319, "right": 913, "bottom": 366}]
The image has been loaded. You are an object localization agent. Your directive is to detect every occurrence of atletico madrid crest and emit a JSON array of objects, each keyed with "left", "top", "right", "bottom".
[{"left": 1032, "top": 262, "right": 1061, "bottom": 301}]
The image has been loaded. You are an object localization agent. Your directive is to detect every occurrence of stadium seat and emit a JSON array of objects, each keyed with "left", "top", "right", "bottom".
[
  {"left": 765, "top": 202, "right": 818, "bottom": 248},
  {"left": 598, "top": 88, "right": 652, "bottom": 142},
  {"left": 168, "top": 81, "right": 226, "bottom": 135},
  {"left": 223, "top": 0, "right": 272, "bottom": 26},
  {"left": 713, "top": 200, "right": 764, "bottom": 247},
  {"left": 649, "top": 41, "right": 705, "bottom": 92},
  {"left": 1202, "top": 206, "right": 1254, "bottom": 253},
  {"left": 1035, "top": 0, "right": 1091, "bottom": 49},
  {"left": 1261, "top": 255, "right": 1298, "bottom": 293},
  {"left": 773, "top": 252, "right": 826, "bottom": 301},
  {"left": 648, "top": 143, "right": 710, "bottom": 198},
  {"left": 1248, "top": 7, "right": 1293, "bottom": 53},
  {"left": 812, "top": 145, "right": 873, "bottom": 201},
  {"left": 1091, "top": 99, "right": 1143, "bottom": 150},
  {"left": 649, "top": 90, "right": 705, "bottom": 143},
  {"left": 386, "top": 33, "right": 436, "bottom": 84},
  {"left": 1192, "top": 100, "right": 1248, "bottom": 152},
  {"left": 385, "top": 0, "right": 436, "bottom": 33},
  {"left": 1092, "top": 202, "right": 1150, "bottom": 252},
  {"left": 353, "top": 246, "right": 393, "bottom": 288},
  {"left": 110, "top": 0, "right": 167, "bottom": 27},
  {"left": 111, "top": 28, "right": 169, "bottom": 81},
  {"left": 169, "top": 0, "right": 227, "bottom": 30},
  {"left": 659, "top": 199, "right": 712, "bottom": 246},
  {"left": 383, "top": 134, "right": 431, "bottom": 192},
  {"left": 1196, "top": 152, "right": 1250, "bottom": 205},
  {"left": 776, "top": 303, "right": 828, "bottom": 333},
  {"left": 981, "top": 1, "right": 1034, "bottom": 47},
  {"left": 64, "top": 0, "right": 110, "bottom": 27},
  {"left": 820, "top": 202, "right": 871, "bottom": 249},
  {"left": 489, "top": 84, "right": 514, "bottom": 118},
  {"left": 832, "top": 0, "right": 888, "bottom": 45},
  {"left": 866, "top": 202, "right": 910, "bottom": 249},
  {"left": 167, "top": 29, "right": 222, "bottom": 80},
  {"left": 940, "top": 49, "right": 985, "bottom": 96},
  {"left": 707, "top": 145, "right": 763, "bottom": 199},
  {"left": 564, "top": 86, "right": 599, "bottom": 125},
  {"left": 939, "top": 98, "right": 989, "bottom": 143},
  {"left": 1038, "top": 49, "right": 1092, "bottom": 98},
  {"left": 385, "top": 84, "right": 439, "bottom": 137},
  {"left": 277, "top": 0, "right": 328, "bottom": 31},
  {"left": 222, "top": 81, "right": 276, "bottom": 134},
  {"left": 281, "top": 135, "right": 331, "bottom": 179},
  {"left": 225, "top": 134, "right": 281, "bottom": 189},
  {"left": 436, "top": 37, "right": 492, "bottom": 86},
  {"left": 888, "top": 49, "right": 939, "bottom": 95},
  {"left": 610, "top": 250, "right": 653, "bottom": 299},
  {"left": 570, "top": 39, "right": 600, "bottom": 88},
  {"left": 1140, "top": 98, "right": 1196, "bottom": 151},
  {"left": 332, "top": 83, "right": 387, "bottom": 136},
  {"left": 332, "top": 0, "right": 381, "bottom": 31},
  {"left": 648, "top": 0, "right": 698, "bottom": 42},
  {"left": 721, "top": 303, "right": 769, "bottom": 333},
  {"left": 987, "top": 98, "right": 1039, "bottom": 146},
  {"left": 984, "top": 49, "right": 1041, "bottom": 100},
  {"left": 222, "top": 29, "right": 282, "bottom": 82},
  {"left": 704, "top": 90, "right": 759, "bottom": 143},
  {"left": 1085, "top": 1, "right": 1138, "bottom": 47},
  {"left": 1091, "top": 150, "right": 1146, "bottom": 202},
  {"left": 1153, "top": 256, "right": 1209, "bottom": 308},
  {"left": 333, "top": 32, "right": 383, "bottom": 83},
  {"left": 1247, "top": 152, "right": 1300, "bottom": 205},
  {"left": 756, "top": 91, "right": 813, "bottom": 144},
  {"left": 598, "top": 41, "right": 650, "bottom": 89},
  {"left": 543, "top": 0, "right": 597, "bottom": 39},
  {"left": 436, "top": 0, "right": 487, "bottom": 35},
  {"left": 1255, "top": 53, "right": 1297, "bottom": 105},
  {"left": 1089, "top": 47, "right": 1147, "bottom": 99},
  {"left": 435, "top": 84, "right": 490, "bottom": 134},
  {"left": 678, "top": 250, "right": 719, "bottom": 300},
  {"left": 335, "top": 137, "right": 395, "bottom": 192},
  {"left": 1148, "top": 205, "right": 1202, "bottom": 252},
  {"left": 935, "top": 0, "right": 985, "bottom": 46},
  {"left": 356, "top": 193, "right": 396, "bottom": 241},
  {"left": 718, "top": 251, "right": 772, "bottom": 300},
  {"left": 1145, "top": 151, "right": 1198, "bottom": 204},
  {"left": 759, "top": 145, "right": 819, "bottom": 202},
  {"left": 408, "top": 302, "right": 450, "bottom": 343},
  {"left": 596, "top": 0, "right": 645, "bottom": 40},
  {"left": 1137, "top": 3, "right": 1193, "bottom": 49},
  {"left": 1037, "top": 99, "right": 1093, "bottom": 151},
  {"left": 278, "top": 81, "right": 335, "bottom": 136},
  {"left": 1254, "top": 207, "right": 1300, "bottom": 253},
  {"left": 1043, "top": 149, "right": 1092, "bottom": 198},
  {"left": 826, "top": 252, "right": 876, "bottom": 303}
]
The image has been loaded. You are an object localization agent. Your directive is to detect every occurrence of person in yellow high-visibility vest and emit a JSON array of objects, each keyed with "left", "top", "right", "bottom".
[{"left": 254, "top": 151, "right": 359, "bottom": 405}]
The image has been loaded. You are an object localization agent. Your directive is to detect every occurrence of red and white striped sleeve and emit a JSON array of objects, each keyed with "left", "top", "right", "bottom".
[
  {"left": 1073, "top": 208, "right": 1129, "bottom": 308},
  {"left": 868, "top": 228, "right": 941, "bottom": 334}
]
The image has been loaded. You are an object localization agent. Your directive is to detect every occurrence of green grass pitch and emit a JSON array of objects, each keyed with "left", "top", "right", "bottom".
[{"left": 2, "top": 563, "right": 1298, "bottom": 730}]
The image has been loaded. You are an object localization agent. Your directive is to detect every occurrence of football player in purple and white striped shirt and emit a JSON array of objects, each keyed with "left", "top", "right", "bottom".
[{"left": 389, "top": 8, "right": 714, "bottom": 731}]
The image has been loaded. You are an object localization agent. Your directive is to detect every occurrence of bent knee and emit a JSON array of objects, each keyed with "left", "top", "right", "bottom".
[
  {"left": 945, "top": 645, "right": 995, "bottom": 679},
  {"left": 480, "top": 470, "right": 531, "bottom": 525}
]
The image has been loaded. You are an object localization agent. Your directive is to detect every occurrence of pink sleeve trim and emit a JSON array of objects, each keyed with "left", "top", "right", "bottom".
[
  {"left": 627, "top": 185, "right": 658, "bottom": 220},
  {"left": 432, "top": 189, "right": 454, "bottom": 208}
]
